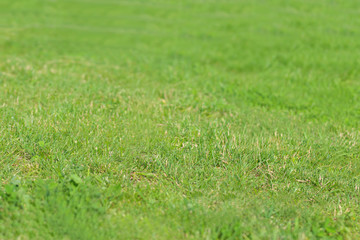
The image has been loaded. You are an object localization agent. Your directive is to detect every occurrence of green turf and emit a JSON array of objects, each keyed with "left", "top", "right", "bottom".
[{"left": 1, "top": 0, "right": 360, "bottom": 239}]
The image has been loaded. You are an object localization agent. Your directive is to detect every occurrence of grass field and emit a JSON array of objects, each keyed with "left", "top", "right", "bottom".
[{"left": 1, "top": 0, "right": 360, "bottom": 239}]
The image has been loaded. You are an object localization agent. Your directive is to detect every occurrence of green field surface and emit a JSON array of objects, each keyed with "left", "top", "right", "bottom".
[{"left": 1, "top": 0, "right": 360, "bottom": 239}]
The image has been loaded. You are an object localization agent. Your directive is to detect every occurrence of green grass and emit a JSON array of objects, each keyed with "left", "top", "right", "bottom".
[{"left": 1, "top": 0, "right": 360, "bottom": 239}]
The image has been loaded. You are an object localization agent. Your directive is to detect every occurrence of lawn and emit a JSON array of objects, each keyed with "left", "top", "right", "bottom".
[{"left": 0, "top": 0, "right": 360, "bottom": 239}]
